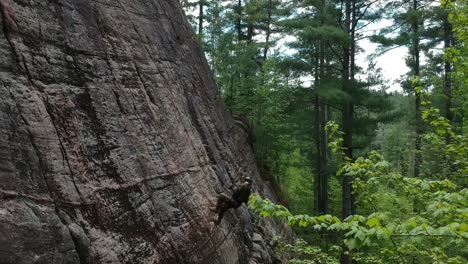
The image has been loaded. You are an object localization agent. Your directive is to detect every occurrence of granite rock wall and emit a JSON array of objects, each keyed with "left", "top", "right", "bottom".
[{"left": 0, "top": 0, "right": 289, "bottom": 263}]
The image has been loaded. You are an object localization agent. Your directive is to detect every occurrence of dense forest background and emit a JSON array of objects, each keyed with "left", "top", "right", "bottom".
[{"left": 180, "top": 0, "right": 466, "bottom": 263}]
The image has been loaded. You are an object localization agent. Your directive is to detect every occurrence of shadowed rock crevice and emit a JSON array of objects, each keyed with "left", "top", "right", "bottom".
[{"left": 0, "top": 0, "right": 292, "bottom": 263}]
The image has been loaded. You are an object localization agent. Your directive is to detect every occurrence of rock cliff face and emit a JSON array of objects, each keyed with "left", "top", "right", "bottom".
[{"left": 0, "top": 0, "right": 289, "bottom": 263}]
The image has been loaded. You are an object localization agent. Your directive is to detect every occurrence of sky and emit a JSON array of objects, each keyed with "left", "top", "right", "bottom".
[
  {"left": 356, "top": 18, "right": 410, "bottom": 93},
  {"left": 357, "top": 39, "right": 408, "bottom": 92}
]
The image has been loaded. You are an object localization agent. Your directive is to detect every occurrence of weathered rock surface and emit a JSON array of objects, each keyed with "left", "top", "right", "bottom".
[{"left": 0, "top": 0, "right": 290, "bottom": 263}]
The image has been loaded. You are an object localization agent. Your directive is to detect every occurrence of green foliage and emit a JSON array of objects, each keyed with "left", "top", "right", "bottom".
[
  {"left": 249, "top": 96, "right": 468, "bottom": 263},
  {"left": 442, "top": 0, "right": 468, "bottom": 133},
  {"left": 279, "top": 149, "right": 315, "bottom": 214},
  {"left": 249, "top": 165, "right": 467, "bottom": 263},
  {"left": 419, "top": 90, "right": 468, "bottom": 185},
  {"left": 273, "top": 237, "right": 340, "bottom": 264},
  {"left": 325, "top": 121, "right": 344, "bottom": 157}
]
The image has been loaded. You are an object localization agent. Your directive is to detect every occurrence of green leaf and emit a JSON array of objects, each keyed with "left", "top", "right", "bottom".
[
  {"left": 355, "top": 230, "right": 366, "bottom": 241},
  {"left": 366, "top": 217, "right": 381, "bottom": 228}
]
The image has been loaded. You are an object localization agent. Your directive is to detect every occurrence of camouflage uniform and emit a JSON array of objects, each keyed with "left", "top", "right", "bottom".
[{"left": 213, "top": 180, "right": 251, "bottom": 225}]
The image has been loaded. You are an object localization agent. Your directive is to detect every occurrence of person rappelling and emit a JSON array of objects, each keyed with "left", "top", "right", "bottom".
[{"left": 210, "top": 177, "right": 252, "bottom": 225}]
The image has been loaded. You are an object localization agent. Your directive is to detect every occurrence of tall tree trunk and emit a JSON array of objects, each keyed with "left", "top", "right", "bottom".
[
  {"left": 246, "top": 23, "right": 254, "bottom": 42},
  {"left": 341, "top": 0, "right": 353, "bottom": 218},
  {"left": 229, "top": 62, "right": 235, "bottom": 111},
  {"left": 315, "top": 93, "right": 322, "bottom": 213},
  {"left": 236, "top": 0, "right": 243, "bottom": 41},
  {"left": 340, "top": 0, "right": 353, "bottom": 263},
  {"left": 260, "top": 0, "right": 272, "bottom": 89},
  {"left": 327, "top": 104, "right": 332, "bottom": 157},
  {"left": 412, "top": 0, "right": 422, "bottom": 178},
  {"left": 318, "top": 102, "right": 328, "bottom": 214},
  {"left": 256, "top": 0, "right": 273, "bottom": 148},
  {"left": 198, "top": 0, "right": 204, "bottom": 36},
  {"left": 443, "top": 10, "right": 453, "bottom": 124},
  {"left": 318, "top": 39, "right": 328, "bottom": 214},
  {"left": 263, "top": 0, "right": 273, "bottom": 62},
  {"left": 319, "top": 0, "right": 329, "bottom": 215},
  {"left": 349, "top": 0, "right": 357, "bottom": 216},
  {"left": 315, "top": 45, "right": 322, "bottom": 213}
]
